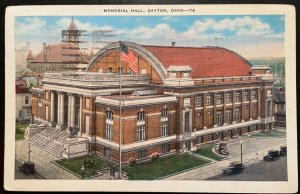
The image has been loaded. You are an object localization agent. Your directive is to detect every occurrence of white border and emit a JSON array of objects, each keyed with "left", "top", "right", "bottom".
[{"left": 5, "top": 4, "right": 297, "bottom": 193}]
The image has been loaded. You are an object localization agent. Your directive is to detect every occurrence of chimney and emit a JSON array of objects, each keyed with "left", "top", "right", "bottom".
[
  {"left": 171, "top": 41, "right": 176, "bottom": 47},
  {"left": 43, "top": 43, "right": 47, "bottom": 62}
]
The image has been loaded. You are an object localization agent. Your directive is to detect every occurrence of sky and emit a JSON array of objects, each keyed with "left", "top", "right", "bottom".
[{"left": 15, "top": 15, "right": 285, "bottom": 58}]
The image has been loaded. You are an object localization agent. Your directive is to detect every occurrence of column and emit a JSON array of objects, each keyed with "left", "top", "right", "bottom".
[
  {"left": 61, "top": 93, "right": 65, "bottom": 125},
  {"left": 71, "top": 94, "right": 76, "bottom": 127},
  {"left": 50, "top": 91, "right": 55, "bottom": 125},
  {"left": 57, "top": 92, "right": 61, "bottom": 126},
  {"left": 79, "top": 96, "right": 82, "bottom": 134},
  {"left": 68, "top": 93, "right": 71, "bottom": 128}
]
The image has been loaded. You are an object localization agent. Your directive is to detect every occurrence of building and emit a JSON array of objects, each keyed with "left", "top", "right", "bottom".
[
  {"left": 31, "top": 41, "right": 275, "bottom": 163},
  {"left": 27, "top": 18, "right": 93, "bottom": 73},
  {"left": 16, "top": 79, "right": 32, "bottom": 121},
  {"left": 15, "top": 42, "right": 31, "bottom": 67},
  {"left": 274, "top": 87, "right": 286, "bottom": 127}
]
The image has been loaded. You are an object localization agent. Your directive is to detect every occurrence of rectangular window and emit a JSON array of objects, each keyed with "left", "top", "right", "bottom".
[
  {"left": 161, "top": 109, "right": 168, "bottom": 137},
  {"left": 226, "top": 93, "right": 231, "bottom": 103},
  {"left": 206, "top": 94, "right": 212, "bottom": 106},
  {"left": 226, "top": 108, "right": 231, "bottom": 124},
  {"left": 208, "top": 134, "right": 213, "bottom": 141},
  {"left": 137, "top": 149, "right": 147, "bottom": 159},
  {"left": 108, "top": 67, "right": 113, "bottom": 73},
  {"left": 162, "top": 144, "right": 170, "bottom": 153},
  {"left": 252, "top": 90, "right": 257, "bottom": 100},
  {"left": 195, "top": 95, "right": 203, "bottom": 107},
  {"left": 216, "top": 93, "right": 223, "bottom": 104},
  {"left": 137, "top": 112, "right": 146, "bottom": 141},
  {"left": 235, "top": 92, "right": 241, "bottom": 102},
  {"left": 85, "top": 98, "right": 90, "bottom": 109},
  {"left": 244, "top": 91, "right": 249, "bottom": 101},
  {"left": 235, "top": 108, "right": 241, "bottom": 123},
  {"left": 216, "top": 111, "right": 223, "bottom": 126},
  {"left": 25, "top": 96, "right": 29, "bottom": 105},
  {"left": 198, "top": 136, "right": 203, "bottom": 143},
  {"left": 105, "top": 111, "right": 113, "bottom": 140}
]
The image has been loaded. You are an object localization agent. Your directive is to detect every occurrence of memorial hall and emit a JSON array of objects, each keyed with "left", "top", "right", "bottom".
[{"left": 30, "top": 41, "right": 275, "bottom": 163}]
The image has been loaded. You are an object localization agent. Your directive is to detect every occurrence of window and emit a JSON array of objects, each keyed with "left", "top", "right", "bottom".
[
  {"left": 252, "top": 90, "right": 257, "bottom": 100},
  {"left": 107, "top": 67, "right": 113, "bottom": 73},
  {"left": 137, "top": 112, "right": 146, "bottom": 141},
  {"left": 137, "top": 149, "right": 147, "bottom": 159},
  {"left": 195, "top": 95, "right": 203, "bottom": 107},
  {"left": 216, "top": 93, "right": 223, "bottom": 104},
  {"left": 162, "top": 144, "right": 170, "bottom": 153},
  {"left": 25, "top": 96, "right": 29, "bottom": 105},
  {"left": 235, "top": 108, "right": 241, "bottom": 123},
  {"left": 216, "top": 111, "right": 223, "bottom": 126},
  {"left": 161, "top": 109, "right": 168, "bottom": 137},
  {"left": 226, "top": 93, "right": 231, "bottom": 103},
  {"left": 118, "top": 67, "right": 122, "bottom": 75},
  {"left": 208, "top": 134, "right": 213, "bottom": 141},
  {"left": 226, "top": 108, "right": 231, "bottom": 124},
  {"left": 235, "top": 92, "right": 241, "bottom": 102},
  {"left": 206, "top": 94, "right": 212, "bottom": 106},
  {"left": 85, "top": 98, "right": 90, "bottom": 109},
  {"left": 244, "top": 91, "right": 249, "bottom": 101},
  {"left": 105, "top": 111, "right": 113, "bottom": 140},
  {"left": 198, "top": 136, "right": 203, "bottom": 143}
]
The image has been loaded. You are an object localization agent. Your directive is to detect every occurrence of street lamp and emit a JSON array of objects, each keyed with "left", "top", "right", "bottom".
[{"left": 240, "top": 140, "right": 243, "bottom": 163}]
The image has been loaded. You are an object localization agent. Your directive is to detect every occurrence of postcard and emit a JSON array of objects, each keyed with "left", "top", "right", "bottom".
[{"left": 4, "top": 4, "right": 297, "bottom": 193}]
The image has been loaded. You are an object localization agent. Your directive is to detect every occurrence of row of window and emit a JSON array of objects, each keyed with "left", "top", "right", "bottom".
[
  {"left": 105, "top": 108, "right": 169, "bottom": 141},
  {"left": 195, "top": 90, "right": 257, "bottom": 107},
  {"left": 216, "top": 108, "right": 241, "bottom": 126}
]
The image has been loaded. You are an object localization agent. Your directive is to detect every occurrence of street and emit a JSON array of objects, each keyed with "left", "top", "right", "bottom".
[
  {"left": 15, "top": 160, "right": 44, "bottom": 179},
  {"left": 207, "top": 156, "right": 287, "bottom": 181}
]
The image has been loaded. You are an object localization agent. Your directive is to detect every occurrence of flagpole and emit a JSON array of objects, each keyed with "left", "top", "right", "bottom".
[{"left": 118, "top": 41, "right": 122, "bottom": 179}]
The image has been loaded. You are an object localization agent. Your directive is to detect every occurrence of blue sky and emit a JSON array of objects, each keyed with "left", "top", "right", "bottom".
[{"left": 15, "top": 15, "right": 285, "bottom": 58}]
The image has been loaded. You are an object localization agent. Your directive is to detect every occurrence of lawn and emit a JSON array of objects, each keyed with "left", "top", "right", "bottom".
[
  {"left": 251, "top": 130, "right": 286, "bottom": 138},
  {"left": 15, "top": 122, "right": 28, "bottom": 140},
  {"left": 55, "top": 155, "right": 111, "bottom": 178},
  {"left": 123, "top": 154, "right": 209, "bottom": 180},
  {"left": 193, "top": 144, "right": 223, "bottom": 161}
]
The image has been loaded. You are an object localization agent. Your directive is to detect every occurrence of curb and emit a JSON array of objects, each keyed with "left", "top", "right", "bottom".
[{"left": 155, "top": 161, "right": 214, "bottom": 180}]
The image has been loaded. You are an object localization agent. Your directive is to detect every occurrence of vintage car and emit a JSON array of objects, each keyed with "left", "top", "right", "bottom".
[
  {"left": 263, "top": 150, "right": 280, "bottom": 161},
  {"left": 19, "top": 161, "right": 35, "bottom": 175},
  {"left": 223, "top": 161, "right": 244, "bottom": 175},
  {"left": 218, "top": 142, "right": 229, "bottom": 155},
  {"left": 279, "top": 146, "right": 287, "bottom": 156}
]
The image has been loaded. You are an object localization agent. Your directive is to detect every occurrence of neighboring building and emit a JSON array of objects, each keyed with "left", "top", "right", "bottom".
[
  {"left": 15, "top": 42, "right": 31, "bottom": 67},
  {"left": 27, "top": 18, "right": 93, "bottom": 73},
  {"left": 16, "top": 79, "right": 32, "bottom": 121},
  {"left": 31, "top": 42, "right": 275, "bottom": 163},
  {"left": 274, "top": 87, "right": 286, "bottom": 127}
]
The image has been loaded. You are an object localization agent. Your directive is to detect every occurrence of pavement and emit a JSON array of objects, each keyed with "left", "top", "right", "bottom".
[
  {"left": 15, "top": 130, "right": 286, "bottom": 180},
  {"left": 164, "top": 135, "right": 286, "bottom": 180}
]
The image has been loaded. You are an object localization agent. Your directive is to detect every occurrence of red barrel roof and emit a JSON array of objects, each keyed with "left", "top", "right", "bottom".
[{"left": 144, "top": 46, "right": 252, "bottom": 78}]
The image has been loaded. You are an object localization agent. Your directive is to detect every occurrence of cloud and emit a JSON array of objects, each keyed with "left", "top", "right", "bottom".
[{"left": 15, "top": 17, "right": 46, "bottom": 35}]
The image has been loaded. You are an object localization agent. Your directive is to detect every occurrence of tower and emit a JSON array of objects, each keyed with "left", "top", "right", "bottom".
[{"left": 61, "top": 17, "right": 86, "bottom": 48}]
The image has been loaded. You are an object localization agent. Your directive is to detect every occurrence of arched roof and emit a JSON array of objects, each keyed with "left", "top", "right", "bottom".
[{"left": 86, "top": 42, "right": 252, "bottom": 80}]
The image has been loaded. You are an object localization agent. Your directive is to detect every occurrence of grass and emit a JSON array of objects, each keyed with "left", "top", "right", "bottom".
[
  {"left": 15, "top": 122, "right": 29, "bottom": 140},
  {"left": 55, "top": 155, "right": 111, "bottom": 178},
  {"left": 193, "top": 144, "right": 223, "bottom": 161},
  {"left": 123, "top": 154, "right": 209, "bottom": 180},
  {"left": 251, "top": 130, "right": 286, "bottom": 138}
]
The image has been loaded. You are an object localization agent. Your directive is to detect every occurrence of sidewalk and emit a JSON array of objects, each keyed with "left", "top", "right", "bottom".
[
  {"left": 15, "top": 139, "right": 79, "bottom": 179},
  {"left": 164, "top": 136, "right": 286, "bottom": 180}
]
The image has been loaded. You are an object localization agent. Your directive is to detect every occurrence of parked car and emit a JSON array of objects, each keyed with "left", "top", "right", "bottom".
[
  {"left": 19, "top": 161, "right": 35, "bottom": 174},
  {"left": 218, "top": 142, "right": 229, "bottom": 155},
  {"left": 263, "top": 150, "right": 280, "bottom": 161},
  {"left": 223, "top": 161, "right": 244, "bottom": 175},
  {"left": 279, "top": 146, "right": 287, "bottom": 156}
]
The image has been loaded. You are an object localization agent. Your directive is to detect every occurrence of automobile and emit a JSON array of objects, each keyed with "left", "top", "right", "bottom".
[
  {"left": 223, "top": 161, "right": 244, "bottom": 175},
  {"left": 279, "top": 146, "right": 287, "bottom": 156},
  {"left": 218, "top": 142, "right": 229, "bottom": 155},
  {"left": 263, "top": 150, "right": 280, "bottom": 161},
  {"left": 19, "top": 161, "right": 35, "bottom": 175}
]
